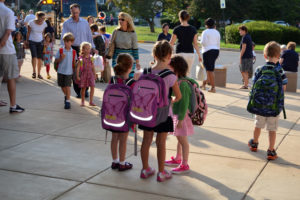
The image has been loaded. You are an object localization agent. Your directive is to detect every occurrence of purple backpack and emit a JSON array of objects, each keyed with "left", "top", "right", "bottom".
[
  {"left": 129, "top": 68, "right": 174, "bottom": 128},
  {"left": 101, "top": 77, "right": 135, "bottom": 132}
]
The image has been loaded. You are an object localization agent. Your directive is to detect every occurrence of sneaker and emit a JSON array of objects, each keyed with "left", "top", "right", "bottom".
[
  {"left": 64, "top": 102, "right": 71, "bottom": 109},
  {"left": 140, "top": 167, "right": 156, "bottom": 179},
  {"left": 248, "top": 139, "right": 258, "bottom": 152},
  {"left": 119, "top": 162, "right": 133, "bottom": 171},
  {"left": 47, "top": 75, "right": 51, "bottom": 79},
  {"left": 111, "top": 162, "right": 119, "bottom": 170},
  {"left": 157, "top": 170, "right": 172, "bottom": 182},
  {"left": 9, "top": 104, "right": 25, "bottom": 113},
  {"left": 267, "top": 149, "right": 278, "bottom": 160},
  {"left": 165, "top": 156, "right": 181, "bottom": 166},
  {"left": 171, "top": 164, "right": 190, "bottom": 174}
]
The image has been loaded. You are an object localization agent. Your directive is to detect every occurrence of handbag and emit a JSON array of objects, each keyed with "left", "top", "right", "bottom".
[
  {"left": 106, "top": 30, "right": 117, "bottom": 59},
  {"left": 93, "top": 55, "right": 104, "bottom": 73},
  {"left": 196, "top": 62, "right": 206, "bottom": 81}
]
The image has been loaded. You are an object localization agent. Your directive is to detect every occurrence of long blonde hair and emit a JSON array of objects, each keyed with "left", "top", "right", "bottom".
[
  {"left": 117, "top": 12, "right": 135, "bottom": 32},
  {"left": 79, "top": 42, "right": 92, "bottom": 56}
]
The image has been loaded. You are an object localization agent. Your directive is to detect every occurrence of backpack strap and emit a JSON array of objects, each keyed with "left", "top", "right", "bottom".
[
  {"left": 110, "top": 76, "right": 117, "bottom": 84},
  {"left": 72, "top": 49, "right": 76, "bottom": 69},
  {"left": 158, "top": 69, "right": 174, "bottom": 78},
  {"left": 125, "top": 78, "right": 135, "bottom": 86}
]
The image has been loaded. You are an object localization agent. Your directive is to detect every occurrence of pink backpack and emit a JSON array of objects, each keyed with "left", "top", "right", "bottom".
[
  {"left": 178, "top": 79, "right": 208, "bottom": 126},
  {"left": 129, "top": 68, "right": 174, "bottom": 128}
]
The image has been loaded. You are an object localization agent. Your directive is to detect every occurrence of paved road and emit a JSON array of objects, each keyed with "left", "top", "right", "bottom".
[{"left": 0, "top": 43, "right": 299, "bottom": 200}]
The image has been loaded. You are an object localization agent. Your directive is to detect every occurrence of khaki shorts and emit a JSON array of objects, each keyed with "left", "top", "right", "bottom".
[
  {"left": 255, "top": 115, "right": 279, "bottom": 131},
  {"left": 0, "top": 54, "right": 19, "bottom": 80}
]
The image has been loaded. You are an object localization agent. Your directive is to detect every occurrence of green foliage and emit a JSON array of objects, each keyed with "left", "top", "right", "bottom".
[{"left": 225, "top": 21, "right": 300, "bottom": 45}]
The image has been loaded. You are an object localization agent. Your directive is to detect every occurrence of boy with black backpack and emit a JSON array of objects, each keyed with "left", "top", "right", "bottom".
[{"left": 247, "top": 41, "right": 287, "bottom": 160}]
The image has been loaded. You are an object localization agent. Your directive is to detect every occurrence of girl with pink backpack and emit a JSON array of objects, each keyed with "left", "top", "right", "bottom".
[
  {"left": 165, "top": 55, "right": 199, "bottom": 174},
  {"left": 138, "top": 40, "right": 181, "bottom": 182}
]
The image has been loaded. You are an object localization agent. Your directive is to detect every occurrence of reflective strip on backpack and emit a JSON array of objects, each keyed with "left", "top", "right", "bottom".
[
  {"left": 130, "top": 111, "right": 153, "bottom": 121},
  {"left": 103, "top": 119, "right": 126, "bottom": 127}
]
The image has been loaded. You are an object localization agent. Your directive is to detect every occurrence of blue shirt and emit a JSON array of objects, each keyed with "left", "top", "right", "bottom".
[
  {"left": 281, "top": 49, "right": 299, "bottom": 72},
  {"left": 55, "top": 47, "right": 77, "bottom": 75},
  {"left": 61, "top": 17, "right": 95, "bottom": 48},
  {"left": 240, "top": 33, "right": 253, "bottom": 59},
  {"left": 157, "top": 32, "right": 171, "bottom": 41}
]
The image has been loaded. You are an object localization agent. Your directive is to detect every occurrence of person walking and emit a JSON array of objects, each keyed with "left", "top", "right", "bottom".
[
  {"left": 26, "top": 11, "right": 47, "bottom": 79},
  {"left": 200, "top": 18, "right": 220, "bottom": 93},
  {"left": 0, "top": 0, "right": 24, "bottom": 113},
  {"left": 239, "top": 25, "right": 253, "bottom": 89},
  {"left": 44, "top": 19, "right": 55, "bottom": 44},
  {"left": 106, "top": 12, "right": 140, "bottom": 78},
  {"left": 24, "top": 9, "right": 35, "bottom": 26},
  {"left": 60, "top": 3, "right": 96, "bottom": 98},
  {"left": 169, "top": 10, "right": 202, "bottom": 79}
]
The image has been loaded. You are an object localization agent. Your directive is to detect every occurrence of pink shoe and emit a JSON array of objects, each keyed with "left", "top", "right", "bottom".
[
  {"left": 165, "top": 156, "right": 181, "bottom": 166},
  {"left": 140, "top": 167, "right": 155, "bottom": 179},
  {"left": 157, "top": 170, "right": 172, "bottom": 182},
  {"left": 171, "top": 164, "right": 190, "bottom": 174}
]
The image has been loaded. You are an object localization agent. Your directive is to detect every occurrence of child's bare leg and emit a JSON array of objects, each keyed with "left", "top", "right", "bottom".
[
  {"left": 253, "top": 127, "right": 261, "bottom": 143},
  {"left": 141, "top": 130, "right": 154, "bottom": 170},
  {"left": 175, "top": 141, "right": 182, "bottom": 161},
  {"left": 65, "top": 86, "right": 71, "bottom": 100},
  {"left": 111, "top": 133, "right": 119, "bottom": 160},
  {"left": 268, "top": 131, "right": 276, "bottom": 151},
  {"left": 177, "top": 136, "right": 189, "bottom": 165},
  {"left": 156, "top": 132, "right": 168, "bottom": 173},
  {"left": 89, "top": 86, "right": 94, "bottom": 103},
  {"left": 119, "top": 132, "right": 129, "bottom": 162},
  {"left": 81, "top": 88, "right": 86, "bottom": 105},
  {"left": 61, "top": 87, "right": 67, "bottom": 96}
]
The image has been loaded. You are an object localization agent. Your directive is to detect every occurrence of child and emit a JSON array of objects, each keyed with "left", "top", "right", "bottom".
[
  {"left": 165, "top": 55, "right": 198, "bottom": 174},
  {"left": 248, "top": 41, "right": 287, "bottom": 160},
  {"left": 54, "top": 32, "right": 77, "bottom": 109},
  {"left": 90, "top": 23, "right": 106, "bottom": 83},
  {"left": 110, "top": 53, "right": 135, "bottom": 171},
  {"left": 43, "top": 33, "right": 53, "bottom": 79},
  {"left": 139, "top": 40, "right": 181, "bottom": 182},
  {"left": 13, "top": 31, "right": 25, "bottom": 77},
  {"left": 76, "top": 42, "right": 96, "bottom": 107}
]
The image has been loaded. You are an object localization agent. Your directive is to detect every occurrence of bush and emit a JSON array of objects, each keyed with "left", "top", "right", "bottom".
[{"left": 225, "top": 21, "right": 300, "bottom": 45}]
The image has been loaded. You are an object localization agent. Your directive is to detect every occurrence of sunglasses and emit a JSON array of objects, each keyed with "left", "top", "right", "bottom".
[{"left": 118, "top": 18, "right": 125, "bottom": 21}]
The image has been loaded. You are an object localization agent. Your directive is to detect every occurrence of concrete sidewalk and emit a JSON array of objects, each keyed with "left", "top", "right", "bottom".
[{"left": 0, "top": 50, "right": 300, "bottom": 200}]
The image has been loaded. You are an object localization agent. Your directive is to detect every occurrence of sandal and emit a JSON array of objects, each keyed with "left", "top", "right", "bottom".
[
  {"left": 89, "top": 102, "right": 96, "bottom": 106},
  {"left": 240, "top": 86, "right": 248, "bottom": 89},
  {"left": 38, "top": 75, "right": 43, "bottom": 79},
  {"left": 32, "top": 73, "right": 36, "bottom": 79},
  {"left": 208, "top": 87, "right": 216, "bottom": 93},
  {"left": 0, "top": 100, "right": 7, "bottom": 107}
]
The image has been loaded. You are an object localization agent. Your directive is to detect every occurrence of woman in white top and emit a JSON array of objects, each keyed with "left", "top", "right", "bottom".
[
  {"left": 200, "top": 18, "right": 220, "bottom": 93},
  {"left": 26, "top": 11, "right": 47, "bottom": 79}
]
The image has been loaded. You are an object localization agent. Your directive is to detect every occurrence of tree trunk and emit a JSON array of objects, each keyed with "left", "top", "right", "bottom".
[{"left": 146, "top": 18, "right": 155, "bottom": 33}]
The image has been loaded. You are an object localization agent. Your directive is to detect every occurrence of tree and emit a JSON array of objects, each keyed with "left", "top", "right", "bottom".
[{"left": 111, "top": 0, "right": 163, "bottom": 32}]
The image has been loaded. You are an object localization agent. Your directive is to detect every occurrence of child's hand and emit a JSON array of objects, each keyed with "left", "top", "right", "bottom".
[
  {"left": 61, "top": 53, "right": 66, "bottom": 60},
  {"left": 177, "top": 120, "right": 183, "bottom": 129}
]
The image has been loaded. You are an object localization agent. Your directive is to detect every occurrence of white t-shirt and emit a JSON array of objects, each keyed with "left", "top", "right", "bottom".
[
  {"left": 28, "top": 20, "right": 47, "bottom": 42},
  {"left": 24, "top": 14, "right": 35, "bottom": 24},
  {"left": 0, "top": 2, "right": 16, "bottom": 55},
  {"left": 200, "top": 28, "right": 220, "bottom": 54}
]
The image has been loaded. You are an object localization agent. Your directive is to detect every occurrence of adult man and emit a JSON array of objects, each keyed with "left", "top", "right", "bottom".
[
  {"left": 239, "top": 25, "right": 253, "bottom": 89},
  {"left": 61, "top": 3, "right": 95, "bottom": 98},
  {"left": 0, "top": 0, "right": 24, "bottom": 113},
  {"left": 24, "top": 9, "right": 35, "bottom": 26}
]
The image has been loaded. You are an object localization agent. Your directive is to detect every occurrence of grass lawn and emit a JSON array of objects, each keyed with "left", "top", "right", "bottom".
[{"left": 105, "top": 25, "right": 300, "bottom": 52}]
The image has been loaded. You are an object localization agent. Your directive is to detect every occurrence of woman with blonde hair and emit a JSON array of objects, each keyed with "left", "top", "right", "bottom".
[{"left": 106, "top": 12, "right": 140, "bottom": 78}]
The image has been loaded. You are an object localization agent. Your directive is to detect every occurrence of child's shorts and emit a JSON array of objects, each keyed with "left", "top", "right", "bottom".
[
  {"left": 138, "top": 116, "right": 174, "bottom": 133},
  {"left": 58, "top": 73, "right": 72, "bottom": 87},
  {"left": 255, "top": 115, "right": 279, "bottom": 131}
]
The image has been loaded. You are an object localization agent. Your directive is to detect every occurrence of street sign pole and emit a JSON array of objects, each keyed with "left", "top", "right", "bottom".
[{"left": 220, "top": 0, "right": 226, "bottom": 44}]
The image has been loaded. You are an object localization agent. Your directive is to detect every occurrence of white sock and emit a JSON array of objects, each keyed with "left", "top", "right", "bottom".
[
  {"left": 113, "top": 159, "right": 119, "bottom": 163},
  {"left": 11, "top": 105, "right": 16, "bottom": 109},
  {"left": 119, "top": 161, "right": 125, "bottom": 165},
  {"left": 66, "top": 100, "right": 70, "bottom": 103}
]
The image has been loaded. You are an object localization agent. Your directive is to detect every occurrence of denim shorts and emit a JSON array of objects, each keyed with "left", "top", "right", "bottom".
[{"left": 29, "top": 40, "right": 43, "bottom": 59}]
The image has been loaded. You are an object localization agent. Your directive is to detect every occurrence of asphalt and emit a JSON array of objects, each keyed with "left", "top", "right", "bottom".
[{"left": 0, "top": 44, "right": 299, "bottom": 200}]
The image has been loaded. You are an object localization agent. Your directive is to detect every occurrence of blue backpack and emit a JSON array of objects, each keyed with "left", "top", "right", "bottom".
[{"left": 247, "top": 64, "right": 286, "bottom": 118}]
